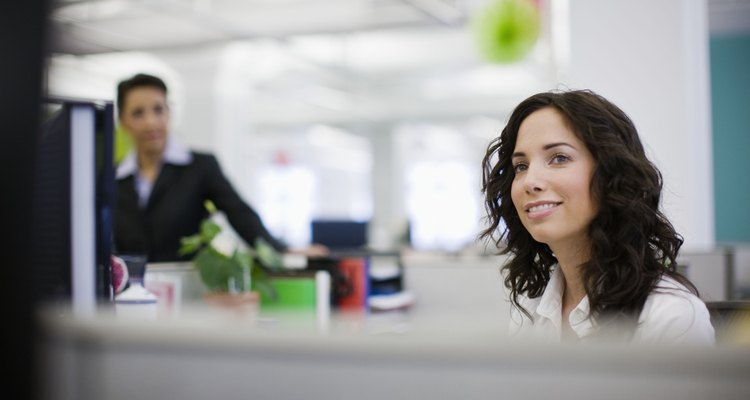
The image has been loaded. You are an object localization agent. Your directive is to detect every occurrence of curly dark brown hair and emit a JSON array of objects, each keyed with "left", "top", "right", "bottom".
[{"left": 480, "top": 90, "right": 696, "bottom": 326}]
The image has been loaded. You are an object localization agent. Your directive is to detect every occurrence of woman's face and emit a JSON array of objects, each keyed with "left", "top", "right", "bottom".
[
  {"left": 119, "top": 86, "right": 169, "bottom": 157},
  {"left": 510, "top": 107, "right": 598, "bottom": 251}
]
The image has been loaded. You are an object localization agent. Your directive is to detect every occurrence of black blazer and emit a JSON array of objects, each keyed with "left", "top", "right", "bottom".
[{"left": 114, "top": 152, "right": 285, "bottom": 262}]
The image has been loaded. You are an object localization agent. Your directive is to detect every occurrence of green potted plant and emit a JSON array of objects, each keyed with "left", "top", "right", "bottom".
[{"left": 178, "top": 201, "right": 282, "bottom": 313}]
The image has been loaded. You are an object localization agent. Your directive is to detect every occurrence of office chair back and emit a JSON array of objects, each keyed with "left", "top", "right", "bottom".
[{"left": 705, "top": 301, "right": 750, "bottom": 344}]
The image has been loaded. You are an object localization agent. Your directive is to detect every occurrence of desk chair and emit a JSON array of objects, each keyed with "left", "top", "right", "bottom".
[{"left": 705, "top": 301, "right": 750, "bottom": 344}]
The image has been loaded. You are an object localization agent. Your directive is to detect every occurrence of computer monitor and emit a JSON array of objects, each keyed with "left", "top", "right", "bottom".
[
  {"left": 31, "top": 98, "right": 115, "bottom": 315},
  {"left": 311, "top": 220, "right": 368, "bottom": 252}
]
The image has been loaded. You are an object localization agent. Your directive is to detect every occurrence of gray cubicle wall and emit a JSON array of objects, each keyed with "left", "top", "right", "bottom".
[{"left": 39, "top": 314, "right": 750, "bottom": 400}]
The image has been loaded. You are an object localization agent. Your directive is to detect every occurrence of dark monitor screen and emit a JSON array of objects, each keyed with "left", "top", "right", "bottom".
[{"left": 311, "top": 220, "right": 368, "bottom": 251}]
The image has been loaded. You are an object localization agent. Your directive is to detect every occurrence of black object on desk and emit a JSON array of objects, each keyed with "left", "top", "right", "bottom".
[
  {"left": 311, "top": 220, "right": 368, "bottom": 252},
  {"left": 305, "top": 250, "right": 405, "bottom": 311},
  {"left": 118, "top": 254, "right": 148, "bottom": 283}
]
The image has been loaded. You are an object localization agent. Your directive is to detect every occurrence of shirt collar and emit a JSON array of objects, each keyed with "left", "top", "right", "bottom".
[
  {"left": 116, "top": 137, "right": 193, "bottom": 180},
  {"left": 536, "top": 266, "right": 564, "bottom": 320},
  {"left": 535, "top": 265, "right": 598, "bottom": 339}
]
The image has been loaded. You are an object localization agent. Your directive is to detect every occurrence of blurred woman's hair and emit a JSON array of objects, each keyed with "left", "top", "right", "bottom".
[{"left": 116, "top": 73, "right": 168, "bottom": 116}]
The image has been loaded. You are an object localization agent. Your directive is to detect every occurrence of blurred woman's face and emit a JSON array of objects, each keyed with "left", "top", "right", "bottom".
[
  {"left": 510, "top": 107, "right": 597, "bottom": 252},
  {"left": 119, "top": 86, "right": 169, "bottom": 157}
]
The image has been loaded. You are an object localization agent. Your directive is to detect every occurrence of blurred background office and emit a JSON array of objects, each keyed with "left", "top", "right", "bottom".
[
  {"left": 43, "top": 0, "right": 749, "bottom": 301},
  {"left": 10, "top": 1, "right": 748, "bottom": 399}
]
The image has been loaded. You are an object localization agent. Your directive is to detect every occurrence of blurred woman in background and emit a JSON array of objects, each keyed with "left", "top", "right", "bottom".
[{"left": 114, "top": 73, "right": 325, "bottom": 262}]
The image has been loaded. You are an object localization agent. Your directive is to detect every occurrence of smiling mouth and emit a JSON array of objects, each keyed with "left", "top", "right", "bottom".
[{"left": 526, "top": 203, "right": 561, "bottom": 213}]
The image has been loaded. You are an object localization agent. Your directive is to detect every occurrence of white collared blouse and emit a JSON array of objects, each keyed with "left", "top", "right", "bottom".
[{"left": 509, "top": 266, "right": 715, "bottom": 344}]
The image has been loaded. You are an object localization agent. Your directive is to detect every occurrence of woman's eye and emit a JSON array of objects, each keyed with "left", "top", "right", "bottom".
[
  {"left": 550, "top": 154, "right": 570, "bottom": 164},
  {"left": 513, "top": 163, "right": 528, "bottom": 174}
]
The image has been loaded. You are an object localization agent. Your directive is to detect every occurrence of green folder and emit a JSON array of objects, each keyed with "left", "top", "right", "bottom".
[{"left": 259, "top": 272, "right": 317, "bottom": 312}]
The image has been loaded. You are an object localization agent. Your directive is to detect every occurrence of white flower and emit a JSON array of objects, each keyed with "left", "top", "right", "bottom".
[{"left": 210, "top": 234, "right": 236, "bottom": 257}]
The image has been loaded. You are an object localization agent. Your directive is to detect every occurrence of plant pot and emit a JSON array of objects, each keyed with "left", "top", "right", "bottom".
[{"left": 203, "top": 291, "right": 260, "bottom": 319}]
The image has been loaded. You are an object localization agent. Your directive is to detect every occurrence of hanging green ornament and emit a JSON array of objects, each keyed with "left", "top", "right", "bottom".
[
  {"left": 114, "top": 124, "right": 133, "bottom": 164},
  {"left": 472, "top": 0, "right": 540, "bottom": 63}
]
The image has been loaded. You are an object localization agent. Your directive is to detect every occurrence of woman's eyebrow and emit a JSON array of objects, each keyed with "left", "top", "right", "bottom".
[
  {"left": 512, "top": 142, "right": 576, "bottom": 159},
  {"left": 543, "top": 142, "right": 576, "bottom": 151}
]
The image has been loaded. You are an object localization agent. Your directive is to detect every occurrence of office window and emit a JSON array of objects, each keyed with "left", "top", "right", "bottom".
[
  {"left": 406, "top": 161, "right": 479, "bottom": 251},
  {"left": 236, "top": 125, "right": 372, "bottom": 248},
  {"left": 395, "top": 121, "right": 493, "bottom": 252},
  {"left": 257, "top": 157, "right": 316, "bottom": 248}
]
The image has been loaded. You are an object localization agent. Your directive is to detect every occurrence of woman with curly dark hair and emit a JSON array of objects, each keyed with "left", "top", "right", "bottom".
[{"left": 481, "top": 90, "right": 714, "bottom": 343}]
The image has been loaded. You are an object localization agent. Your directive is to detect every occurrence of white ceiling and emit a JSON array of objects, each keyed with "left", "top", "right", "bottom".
[
  {"left": 46, "top": 0, "right": 750, "bottom": 127},
  {"left": 48, "top": 0, "right": 750, "bottom": 57},
  {"left": 48, "top": 0, "right": 474, "bottom": 55},
  {"left": 46, "top": 0, "right": 558, "bottom": 126}
]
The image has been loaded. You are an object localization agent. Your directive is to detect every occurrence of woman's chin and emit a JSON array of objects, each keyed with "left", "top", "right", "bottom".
[
  {"left": 528, "top": 230, "right": 556, "bottom": 247},
  {"left": 140, "top": 141, "right": 166, "bottom": 155}
]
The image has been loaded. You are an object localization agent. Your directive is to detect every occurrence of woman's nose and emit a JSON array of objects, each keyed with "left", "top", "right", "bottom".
[
  {"left": 523, "top": 164, "right": 546, "bottom": 193},
  {"left": 143, "top": 111, "right": 159, "bottom": 127}
]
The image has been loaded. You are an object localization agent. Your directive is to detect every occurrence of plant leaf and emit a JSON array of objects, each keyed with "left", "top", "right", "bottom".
[
  {"left": 234, "top": 250, "right": 252, "bottom": 271},
  {"left": 204, "top": 199, "right": 217, "bottom": 214},
  {"left": 199, "top": 219, "right": 222, "bottom": 243},
  {"left": 178, "top": 235, "right": 203, "bottom": 256},
  {"left": 255, "top": 237, "right": 283, "bottom": 271},
  {"left": 193, "top": 247, "right": 245, "bottom": 292}
]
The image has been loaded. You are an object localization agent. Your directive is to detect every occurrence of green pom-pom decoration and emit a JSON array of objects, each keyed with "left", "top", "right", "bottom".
[
  {"left": 114, "top": 124, "right": 133, "bottom": 164},
  {"left": 472, "top": 0, "right": 540, "bottom": 63}
]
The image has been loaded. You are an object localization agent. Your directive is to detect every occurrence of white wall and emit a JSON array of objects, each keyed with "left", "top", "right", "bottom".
[{"left": 566, "top": 0, "right": 714, "bottom": 252}]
